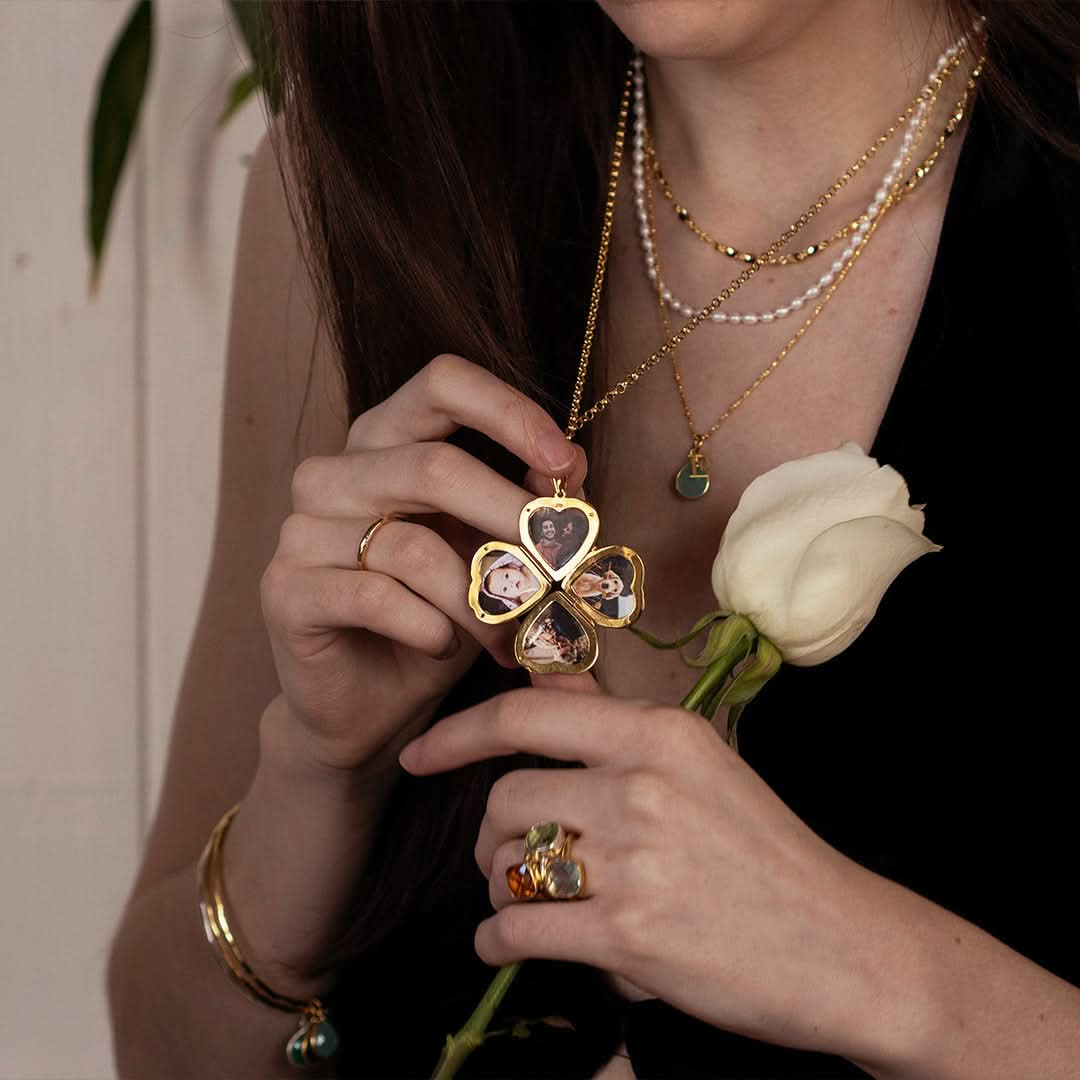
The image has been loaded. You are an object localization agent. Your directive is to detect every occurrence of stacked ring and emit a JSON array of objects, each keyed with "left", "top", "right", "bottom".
[
  {"left": 356, "top": 512, "right": 402, "bottom": 571},
  {"left": 505, "top": 821, "right": 587, "bottom": 901}
]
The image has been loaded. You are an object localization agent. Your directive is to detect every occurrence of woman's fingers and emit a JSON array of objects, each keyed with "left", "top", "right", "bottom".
[
  {"left": 263, "top": 561, "right": 460, "bottom": 662},
  {"left": 347, "top": 352, "right": 581, "bottom": 480},
  {"left": 292, "top": 441, "right": 577, "bottom": 544},
  {"left": 275, "top": 513, "right": 518, "bottom": 666},
  {"left": 473, "top": 896, "right": 611, "bottom": 969},
  {"left": 474, "top": 766, "right": 618, "bottom": 877},
  {"left": 399, "top": 688, "right": 668, "bottom": 773}
]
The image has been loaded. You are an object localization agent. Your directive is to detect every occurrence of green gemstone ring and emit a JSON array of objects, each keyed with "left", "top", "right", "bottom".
[{"left": 511, "top": 821, "right": 586, "bottom": 901}]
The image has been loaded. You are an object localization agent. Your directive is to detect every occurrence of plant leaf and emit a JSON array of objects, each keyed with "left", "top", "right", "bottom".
[
  {"left": 216, "top": 67, "right": 260, "bottom": 130},
  {"left": 88, "top": 0, "right": 153, "bottom": 295},
  {"left": 226, "top": 0, "right": 282, "bottom": 114},
  {"left": 683, "top": 613, "right": 756, "bottom": 668},
  {"left": 717, "top": 636, "right": 783, "bottom": 706},
  {"left": 726, "top": 702, "right": 745, "bottom": 753}
]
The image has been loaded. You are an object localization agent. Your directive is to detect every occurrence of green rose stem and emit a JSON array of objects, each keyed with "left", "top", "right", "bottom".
[
  {"left": 430, "top": 961, "right": 522, "bottom": 1080},
  {"left": 429, "top": 614, "right": 780, "bottom": 1080}
]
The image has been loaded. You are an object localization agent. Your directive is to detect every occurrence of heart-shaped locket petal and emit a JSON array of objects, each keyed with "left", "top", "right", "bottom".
[
  {"left": 519, "top": 497, "right": 599, "bottom": 582},
  {"left": 468, "top": 542, "right": 550, "bottom": 625},
  {"left": 563, "top": 545, "right": 645, "bottom": 628},
  {"left": 515, "top": 593, "right": 598, "bottom": 674}
]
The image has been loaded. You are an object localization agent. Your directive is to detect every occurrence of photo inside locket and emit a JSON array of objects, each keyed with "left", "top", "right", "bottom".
[
  {"left": 527, "top": 507, "right": 590, "bottom": 571},
  {"left": 477, "top": 549, "right": 542, "bottom": 616},
  {"left": 522, "top": 600, "right": 591, "bottom": 666},
  {"left": 568, "top": 553, "right": 636, "bottom": 619}
]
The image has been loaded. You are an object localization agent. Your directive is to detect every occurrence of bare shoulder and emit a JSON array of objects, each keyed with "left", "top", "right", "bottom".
[{"left": 126, "top": 114, "right": 349, "bottom": 903}]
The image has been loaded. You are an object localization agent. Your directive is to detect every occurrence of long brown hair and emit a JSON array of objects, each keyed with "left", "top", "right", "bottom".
[{"left": 263, "top": 0, "right": 1079, "bottom": 956}]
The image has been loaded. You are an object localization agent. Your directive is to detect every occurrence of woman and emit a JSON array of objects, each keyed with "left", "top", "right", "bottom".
[{"left": 106, "top": 1, "right": 1080, "bottom": 1078}]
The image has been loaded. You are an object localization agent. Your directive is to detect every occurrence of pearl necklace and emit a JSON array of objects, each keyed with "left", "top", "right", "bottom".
[{"left": 631, "top": 22, "right": 982, "bottom": 327}]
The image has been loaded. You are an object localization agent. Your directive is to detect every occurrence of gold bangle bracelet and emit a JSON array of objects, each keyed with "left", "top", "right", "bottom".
[{"left": 196, "top": 803, "right": 340, "bottom": 1067}]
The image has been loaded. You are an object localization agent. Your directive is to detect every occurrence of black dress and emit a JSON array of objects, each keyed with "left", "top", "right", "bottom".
[{"left": 329, "top": 48, "right": 1080, "bottom": 1080}]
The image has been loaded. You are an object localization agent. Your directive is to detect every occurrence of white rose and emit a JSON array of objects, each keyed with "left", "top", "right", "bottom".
[{"left": 710, "top": 442, "right": 941, "bottom": 667}]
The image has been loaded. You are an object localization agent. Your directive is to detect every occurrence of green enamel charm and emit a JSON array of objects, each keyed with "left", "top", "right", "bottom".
[{"left": 675, "top": 459, "right": 710, "bottom": 499}]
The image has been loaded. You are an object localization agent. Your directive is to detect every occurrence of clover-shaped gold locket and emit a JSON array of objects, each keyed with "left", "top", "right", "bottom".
[{"left": 468, "top": 494, "right": 646, "bottom": 674}]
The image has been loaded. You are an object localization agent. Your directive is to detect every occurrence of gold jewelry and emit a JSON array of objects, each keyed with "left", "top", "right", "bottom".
[
  {"left": 647, "top": 56, "right": 984, "bottom": 498},
  {"left": 505, "top": 821, "right": 586, "bottom": 901},
  {"left": 647, "top": 50, "right": 979, "bottom": 269},
  {"left": 197, "top": 803, "right": 339, "bottom": 1068},
  {"left": 467, "top": 53, "right": 900, "bottom": 664},
  {"left": 648, "top": 47, "right": 969, "bottom": 266},
  {"left": 468, "top": 54, "right": 838, "bottom": 672},
  {"left": 466, "top": 60, "right": 647, "bottom": 674},
  {"left": 464, "top": 39, "right": 982, "bottom": 668},
  {"left": 356, "top": 512, "right": 401, "bottom": 571}
]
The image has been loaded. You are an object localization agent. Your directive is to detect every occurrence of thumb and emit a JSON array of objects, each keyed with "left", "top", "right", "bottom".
[
  {"left": 530, "top": 668, "right": 604, "bottom": 695},
  {"left": 523, "top": 444, "right": 589, "bottom": 499}
]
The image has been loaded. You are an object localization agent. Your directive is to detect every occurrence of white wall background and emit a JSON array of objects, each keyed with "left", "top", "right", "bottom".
[{"left": 1, "top": 2, "right": 269, "bottom": 1076}]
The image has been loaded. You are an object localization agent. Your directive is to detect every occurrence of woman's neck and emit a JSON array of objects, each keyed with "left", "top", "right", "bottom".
[{"left": 644, "top": 0, "right": 959, "bottom": 238}]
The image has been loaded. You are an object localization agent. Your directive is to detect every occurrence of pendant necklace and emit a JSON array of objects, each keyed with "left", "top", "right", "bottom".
[
  {"left": 464, "top": 28, "right": 982, "bottom": 673},
  {"left": 632, "top": 21, "right": 984, "bottom": 497},
  {"left": 463, "top": 54, "right": 844, "bottom": 674},
  {"left": 630, "top": 16, "right": 989, "bottom": 496},
  {"left": 465, "top": 58, "right": 646, "bottom": 675}
]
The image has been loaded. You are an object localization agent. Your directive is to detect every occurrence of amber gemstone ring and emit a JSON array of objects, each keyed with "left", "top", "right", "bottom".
[{"left": 505, "top": 821, "right": 586, "bottom": 902}]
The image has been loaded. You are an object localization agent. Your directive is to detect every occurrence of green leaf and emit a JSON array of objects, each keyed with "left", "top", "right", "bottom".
[
  {"left": 717, "top": 636, "right": 783, "bottom": 706},
  {"left": 684, "top": 613, "right": 756, "bottom": 668},
  {"left": 679, "top": 622, "right": 755, "bottom": 714},
  {"left": 226, "top": 0, "right": 282, "bottom": 114},
  {"left": 726, "top": 703, "right": 746, "bottom": 753},
  {"left": 87, "top": 0, "right": 154, "bottom": 295},
  {"left": 216, "top": 67, "right": 260, "bottom": 130}
]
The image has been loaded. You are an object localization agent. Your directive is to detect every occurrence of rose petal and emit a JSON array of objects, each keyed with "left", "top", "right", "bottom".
[
  {"left": 723, "top": 443, "right": 878, "bottom": 543},
  {"left": 778, "top": 515, "right": 942, "bottom": 665}
]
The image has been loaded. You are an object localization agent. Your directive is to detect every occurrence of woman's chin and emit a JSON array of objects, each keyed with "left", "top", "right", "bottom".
[{"left": 595, "top": 0, "right": 834, "bottom": 61}]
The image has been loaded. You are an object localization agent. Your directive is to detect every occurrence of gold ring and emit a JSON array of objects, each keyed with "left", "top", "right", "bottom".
[
  {"left": 505, "top": 820, "right": 586, "bottom": 902},
  {"left": 356, "top": 513, "right": 401, "bottom": 571}
]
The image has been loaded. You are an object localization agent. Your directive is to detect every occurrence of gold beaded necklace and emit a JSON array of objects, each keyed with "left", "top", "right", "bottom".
[{"left": 649, "top": 52, "right": 981, "bottom": 268}]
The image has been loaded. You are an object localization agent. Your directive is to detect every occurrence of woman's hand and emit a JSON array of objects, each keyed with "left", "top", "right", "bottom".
[
  {"left": 398, "top": 674, "right": 909, "bottom": 1067},
  {"left": 259, "top": 352, "right": 587, "bottom": 779}
]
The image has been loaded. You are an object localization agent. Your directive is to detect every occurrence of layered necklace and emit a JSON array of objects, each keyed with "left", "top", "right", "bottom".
[
  {"left": 466, "top": 20, "right": 987, "bottom": 673},
  {"left": 636, "top": 21, "right": 985, "bottom": 496}
]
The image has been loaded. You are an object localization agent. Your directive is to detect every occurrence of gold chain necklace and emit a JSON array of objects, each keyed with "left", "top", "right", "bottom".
[
  {"left": 653, "top": 57, "right": 984, "bottom": 497},
  {"left": 649, "top": 51, "right": 978, "bottom": 268},
  {"left": 465, "top": 59, "right": 645, "bottom": 674}
]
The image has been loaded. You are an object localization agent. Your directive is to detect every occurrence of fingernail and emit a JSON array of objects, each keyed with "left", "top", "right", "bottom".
[
  {"left": 545, "top": 436, "right": 577, "bottom": 473},
  {"left": 398, "top": 741, "right": 419, "bottom": 771}
]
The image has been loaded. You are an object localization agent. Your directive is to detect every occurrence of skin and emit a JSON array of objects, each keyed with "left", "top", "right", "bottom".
[{"left": 541, "top": 520, "right": 557, "bottom": 540}]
